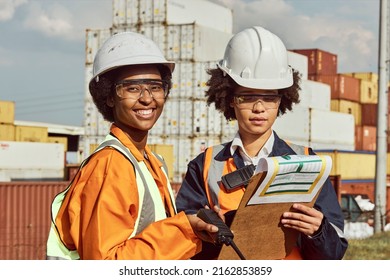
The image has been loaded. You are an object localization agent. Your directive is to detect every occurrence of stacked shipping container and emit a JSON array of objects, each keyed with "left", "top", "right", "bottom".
[
  {"left": 290, "top": 49, "right": 389, "bottom": 222},
  {"left": 2, "top": 0, "right": 390, "bottom": 260},
  {"left": 0, "top": 101, "right": 66, "bottom": 181},
  {"left": 83, "top": 2, "right": 366, "bottom": 182},
  {"left": 274, "top": 49, "right": 355, "bottom": 151},
  {"left": 81, "top": 0, "right": 234, "bottom": 182}
]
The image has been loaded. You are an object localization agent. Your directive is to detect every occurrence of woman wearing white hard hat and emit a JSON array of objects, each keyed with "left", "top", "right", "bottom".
[
  {"left": 176, "top": 26, "right": 348, "bottom": 260},
  {"left": 46, "top": 31, "right": 218, "bottom": 260}
]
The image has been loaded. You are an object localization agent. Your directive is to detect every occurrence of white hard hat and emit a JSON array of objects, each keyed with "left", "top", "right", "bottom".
[
  {"left": 217, "top": 26, "right": 293, "bottom": 89},
  {"left": 91, "top": 31, "right": 175, "bottom": 83}
]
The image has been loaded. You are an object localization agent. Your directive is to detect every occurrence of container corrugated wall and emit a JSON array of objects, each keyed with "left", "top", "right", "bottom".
[
  {"left": 82, "top": 17, "right": 234, "bottom": 182},
  {"left": 0, "top": 182, "right": 68, "bottom": 260},
  {"left": 290, "top": 48, "right": 337, "bottom": 76},
  {"left": 112, "top": 0, "right": 233, "bottom": 33},
  {"left": 316, "top": 150, "right": 376, "bottom": 180}
]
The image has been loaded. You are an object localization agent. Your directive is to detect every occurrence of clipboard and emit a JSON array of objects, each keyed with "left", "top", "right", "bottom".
[{"left": 218, "top": 171, "right": 322, "bottom": 260}]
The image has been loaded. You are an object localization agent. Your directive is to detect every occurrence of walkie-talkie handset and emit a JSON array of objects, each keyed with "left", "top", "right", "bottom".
[
  {"left": 197, "top": 208, "right": 246, "bottom": 260},
  {"left": 221, "top": 164, "right": 255, "bottom": 192},
  {"left": 197, "top": 208, "right": 234, "bottom": 245}
]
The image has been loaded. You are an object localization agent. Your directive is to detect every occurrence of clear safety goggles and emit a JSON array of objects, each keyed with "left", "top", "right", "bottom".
[
  {"left": 115, "top": 79, "right": 169, "bottom": 100},
  {"left": 233, "top": 94, "right": 281, "bottom": 110}
]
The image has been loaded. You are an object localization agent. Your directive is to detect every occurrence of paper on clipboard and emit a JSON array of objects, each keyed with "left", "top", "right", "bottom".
[{"left": 247, "top": 154, "right": 332, "bottom": 205}]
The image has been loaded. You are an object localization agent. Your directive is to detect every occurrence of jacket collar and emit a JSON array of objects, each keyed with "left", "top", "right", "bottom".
[{"left": 214, "top": 131, "right": 298, "bottom": 168}]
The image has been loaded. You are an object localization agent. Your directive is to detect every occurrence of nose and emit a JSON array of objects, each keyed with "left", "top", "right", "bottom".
[
  {"left": 138, "top": 88, "right": 154, "bottom": 103},
  {"left": 252, "top": 100, "right": 266, "bottom": 112}
]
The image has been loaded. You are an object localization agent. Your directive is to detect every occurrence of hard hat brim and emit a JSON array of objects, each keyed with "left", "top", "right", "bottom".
[{"left": 218, "top": 63, "right": 293, "bottom": 90}]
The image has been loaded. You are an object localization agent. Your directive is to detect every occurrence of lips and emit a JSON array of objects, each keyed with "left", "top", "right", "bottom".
[
  {"left": 249, "top": 117, "right": 267, "bottom": 125},
  {"left": 250, "top": 117, "right": 267, "bottom": 121},
  {"left": 134, "top": 108, "right": 155, "bottom": 118}
]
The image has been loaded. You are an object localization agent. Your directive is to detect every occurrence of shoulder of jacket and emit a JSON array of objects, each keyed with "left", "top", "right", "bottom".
[{"left": 284, "top": 141, "right": 310, "bottom": 155}]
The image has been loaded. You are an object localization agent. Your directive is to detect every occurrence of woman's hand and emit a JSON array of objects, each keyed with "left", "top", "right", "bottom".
[
  {"left": 186, "top": 214, "right": 218, "bottom": 243},
  {"left": 281, "top": 203, "right": 324, "bottom": 237}
]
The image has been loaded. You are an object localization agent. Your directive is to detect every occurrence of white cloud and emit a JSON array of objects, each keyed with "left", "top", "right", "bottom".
[
  {"left": 209, "top": 0, "right": 378, "bottom": 72},
  {"left": 0, "top": 0, "right": 27, "bottom": 21},
  {"left": 23, "top": 2, "right": 75, "bottom": 39},
  {"left": 21, "top": 1, "right": 112, "bottom": 41}
]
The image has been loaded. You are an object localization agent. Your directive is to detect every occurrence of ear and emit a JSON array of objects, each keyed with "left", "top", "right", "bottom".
[
  {"left": 106, "top": 96, "right": 115, "bottom": 108},
  {"left": 230, "top": 101, "right": 235, "bottom": 108}
]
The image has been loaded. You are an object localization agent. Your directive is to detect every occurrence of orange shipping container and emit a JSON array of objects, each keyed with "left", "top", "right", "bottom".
[
  {"left": 344, "top": 72, "right": 378, "bottom": 104},
  {"left": 290, "top": 48, "right": 337, "bottom": 75},
  {"left": 355, "top": 125, "right": 376, "bottom": 151},
  {"left": 0, "top": 181, "right": 68, "bottom": 260},
  {"left": 309, "top": 74, "right": 360, "bottom": 102},
  {"left": 338, "top": 179, "right": 375, "bottom": 203},
  {"left": 361, "top": 104, "right": 377, "bottom": 126}
]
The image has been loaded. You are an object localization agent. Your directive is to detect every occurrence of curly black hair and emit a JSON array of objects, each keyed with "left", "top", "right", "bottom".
[
  {"left": 89, "top": 65, "right": 173, "bottom": 123},
  {"left": 205, "top": 68, "right": 301, "bottom": 121}
]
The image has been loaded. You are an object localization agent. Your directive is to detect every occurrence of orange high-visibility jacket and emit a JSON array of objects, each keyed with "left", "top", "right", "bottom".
[
  {"left": 176, "top": 132, "right": 347, "bottom": 260},
  {"left": 55, "top": 124, "right": 201, "bottom": 259}
]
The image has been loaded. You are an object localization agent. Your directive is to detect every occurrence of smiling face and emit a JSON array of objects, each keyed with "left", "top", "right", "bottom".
[
  {"left": 107, "top": 64, "right": 166, "bottom": 138},
  {"left": 231, "top": 85, "right": 280, "bottom": 141}
]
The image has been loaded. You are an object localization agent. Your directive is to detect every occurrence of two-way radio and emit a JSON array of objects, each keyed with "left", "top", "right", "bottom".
[{"left": 197, "top": 208, "right": 246, "bottom": 260}]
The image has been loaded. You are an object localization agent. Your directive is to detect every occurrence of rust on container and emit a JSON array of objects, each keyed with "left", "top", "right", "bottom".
[
  {"left": 361, "top": 103, "right": 377, "bottom": 126},
  {"left": 0, "top": 181, "right": 69, "bottom": 260},
  {"left": 290, "top": 48, "right": 337, "bottom": 75}
]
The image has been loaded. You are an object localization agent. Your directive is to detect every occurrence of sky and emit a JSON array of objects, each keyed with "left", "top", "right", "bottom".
[{"left": 0, "top": 0, "right": 381, "bottom": 127}]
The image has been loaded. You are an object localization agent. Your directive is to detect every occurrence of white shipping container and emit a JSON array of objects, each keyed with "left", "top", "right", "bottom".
[
  {"left": 273, "top": 106, "right": 310, "bottom": 145},
  {"left": 119, "top": 23, "right": 231, "bottom": 62},
  {"left": 287, "top": 51, "right": 308, "bottom": 80},
  {"left": 193, "top": 61, "right": 215, "bottom": 99},
  {"left": 274, "top": 107, "right": 355, "bottom": 151},
  {"left": 0, "top": 141, "right": 65, "bottom": 180},
  {"left": 139, "top": 24, "right": 166, "bottom": 53},
  {"left": 85, "top": 29, "right": 112, "bottom": 65},
  {"left": 179, "top": 98, "right": 194, "bottom": 135},
  {"left": 0, "top": 169, "right": 64, "bottom": 182},
  {"left": 299, "top": 79, "right": 331, "bottom": 111},
  {"left": 310, "top": 108, "right": 355, "bottom": 150},
  {"left": 189, "top": 24, "right": 232, "bottom": 62},
  {"left": 0, "top": 141, "right": 64, "bottom": 169},
  {"left": 113, "top": 0, "right": 233, "bottom": 33},
  {"left": 221, "top": 119, "right": 238, "bottom": 143},
  {"left": 178, "top": 62, "right": 193, "bottom": 98},
  {"left": 112, "top": 0, "right": 130, "bottom": 26},
  {"left": 208, "top": 103, "right": 223, "bottom": 136},
  {"left": 148, "top": 134, "right": 222, "bottom": 182}
]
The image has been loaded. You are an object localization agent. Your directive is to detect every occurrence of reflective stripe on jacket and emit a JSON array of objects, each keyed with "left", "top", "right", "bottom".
[
  {"left": 176, "top": 131, "right": 348, "bottom": 260},
  {"left": 203, "top": 141, "right": 309, "bottom": 213},
  {"left": 47, "top": 131, "right": 188, "bottom": 259},
  {"left": 202, "top": 141, "right": 309, "bottom": 260}
]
